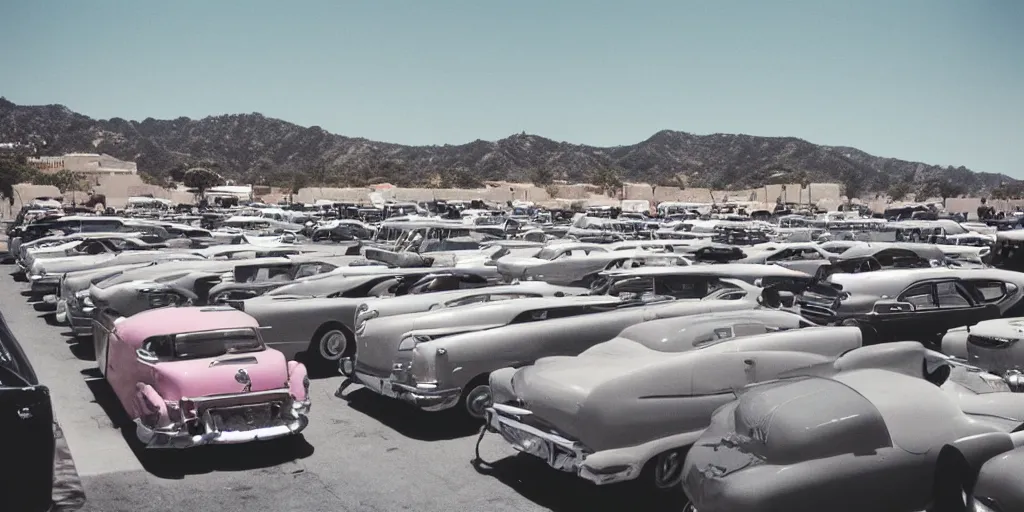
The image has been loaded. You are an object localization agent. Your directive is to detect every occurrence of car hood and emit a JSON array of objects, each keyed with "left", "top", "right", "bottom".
[{"left": 150, "top": 349, "right": 290, "bottom": 401}]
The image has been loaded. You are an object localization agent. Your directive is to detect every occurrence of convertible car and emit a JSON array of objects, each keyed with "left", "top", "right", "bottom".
[
  {"left": 92, "top": 307, "right": 310, "bottom": 448},
  {"left": 343, "top": 288, "right": 798, "bottom": 418},
  {"left": 486, "top": 321, "right": 952, "bottom": 490},
  {"left": 680, "top": 365, "right": 1024, "bottom": 512}
]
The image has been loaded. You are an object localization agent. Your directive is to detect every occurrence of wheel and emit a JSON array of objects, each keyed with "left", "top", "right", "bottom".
[
  {"left": 649, "top": 450, "right": 685, "bottom": 489},
  {"left": 461, "top": 382, "right": 492, "bottom": 419},
  {"left": 307, "top": 324, "right": 353, "bottom": 374}
]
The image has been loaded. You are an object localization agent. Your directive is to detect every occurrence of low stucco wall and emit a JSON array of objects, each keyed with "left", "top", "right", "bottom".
[{"left": 7, "top": 174, "right": 1022, "bottom": 220}]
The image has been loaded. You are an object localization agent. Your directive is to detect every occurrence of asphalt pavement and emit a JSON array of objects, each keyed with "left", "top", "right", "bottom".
[{"left": 0, "top": 265, "right": 685, "bottom": 512}]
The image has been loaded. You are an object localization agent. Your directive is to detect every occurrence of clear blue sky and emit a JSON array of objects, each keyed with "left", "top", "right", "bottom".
[{"left": 2, "top": 1, "right": 1022, "bottom": 176}]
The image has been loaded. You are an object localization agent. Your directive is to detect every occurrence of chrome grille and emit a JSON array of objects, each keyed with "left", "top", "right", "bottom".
[{"left": 968, "top": 334, "right": 1017, "bottom": 350}]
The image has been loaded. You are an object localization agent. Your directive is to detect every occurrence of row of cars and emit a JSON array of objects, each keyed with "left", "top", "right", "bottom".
[{"left": 7, "top": 213, "right": 1024, "bottom": 511}]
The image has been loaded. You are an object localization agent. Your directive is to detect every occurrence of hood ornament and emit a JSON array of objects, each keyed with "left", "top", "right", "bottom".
[{"left": 235, "top": 368, "right": 252, "bottom": 393}]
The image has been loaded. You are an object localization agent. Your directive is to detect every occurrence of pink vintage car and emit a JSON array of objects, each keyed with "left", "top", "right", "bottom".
[{"left": 93, "top": 306, "right": 311, "bottom": 448}]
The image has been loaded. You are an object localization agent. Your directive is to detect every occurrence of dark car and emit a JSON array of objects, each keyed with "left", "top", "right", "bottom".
[{"left": 0, "top": 309, "right": 68, "bottom": 511}]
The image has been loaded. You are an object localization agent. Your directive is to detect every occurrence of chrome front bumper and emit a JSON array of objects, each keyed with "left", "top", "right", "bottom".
[
  {"left": 349, "top": 370, "right": 461, "bottom": 412},
  {"left": 135, "top": 401, "right": 311, "bottom": 449},
  {"left": 486, "top": 404, "right": 639, "bottom": 485}
]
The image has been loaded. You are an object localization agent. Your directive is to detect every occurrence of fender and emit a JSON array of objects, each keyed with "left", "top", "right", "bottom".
[
  {"left": 932, "top": 433, "right": 1018, "bottom": 512},
  {"left": 287, "top": 360, "right": 310, "bottom": 402},
  {"left": 134, "top": 383, "right": 171, "bottom": 428}
]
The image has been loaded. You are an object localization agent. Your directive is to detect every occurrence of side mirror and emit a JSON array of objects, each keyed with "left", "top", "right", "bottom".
[
  {"left": 136, "top": 348, "right": 158, "bottom": 363},
  {"left": 872, "top": 300, "right": 915, "bottom": 314}
]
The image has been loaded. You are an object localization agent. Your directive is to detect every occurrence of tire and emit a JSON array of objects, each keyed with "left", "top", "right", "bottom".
[
  {"left": 642, "top": 449, "right": 687, "bottom": 490},
  {"left": 307, "top": 323, "right": 353, "bottom": 374},
  {"left": 459, "top": 376, "right": 492, "bottom": 420}
]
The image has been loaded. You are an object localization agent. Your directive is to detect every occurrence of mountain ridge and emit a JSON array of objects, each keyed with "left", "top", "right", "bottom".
[{"left": 0, "top": 98, "right": 1014, "bottom": 195}]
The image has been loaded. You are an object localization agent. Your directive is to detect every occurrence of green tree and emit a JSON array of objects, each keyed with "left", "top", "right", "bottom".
[
  {"left": 45, "top": 170, "right": 85, "bottom": 195},
  {"left": 918, "top": 179, "right": 965, "bottom": 206},
  {"left": 887, "top": 181, "right": 912, "bottom": 201},
  {"left": 592, "top": 168, "right": 623, "bottom": 197},
  {"left": 183, "top": 167, "right": 225, "bottom": 199},
  {"left": 839, "top": 170, "right": 865, "bottom": 203},
  {"left": 0, "top": 154, "right": 33, "bottom": 206},
  {"left": 439, "top": 168, "right": 482, "bottom": 189},
  {"left": 289, "top": 172, "right": 309, "bottom": 203},
  {"left": 529, "top": 167, "right": 554, "bottom": 187}
]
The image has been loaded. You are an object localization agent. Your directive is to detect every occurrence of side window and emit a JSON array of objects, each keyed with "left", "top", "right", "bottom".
[
  {"left": 969, "top": 281, "right": 1011, "bottom": 303},
  {"left": 445, "top": 294, "right": 490, "bottom": 307},
  {"left": 718, "top": 290, "right": 748, "bottom": 300},
  {"left": 295, "top": 264, "right": 323, "bottom": 279},
  {"left": 900, "top": 283, "right": 937, "bottom": 310},
  {"left": 936, "top": 281, "right": 972, "bottom": 309}
]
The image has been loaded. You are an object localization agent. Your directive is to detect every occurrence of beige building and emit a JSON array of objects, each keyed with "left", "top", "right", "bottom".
[{"left": 26, "top": 153, "right": 137, "bottom": 176}]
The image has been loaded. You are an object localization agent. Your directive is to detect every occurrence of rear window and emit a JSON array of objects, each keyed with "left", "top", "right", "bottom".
[{"left": 142, "top": 328, "right": 264, "bottom": 361}]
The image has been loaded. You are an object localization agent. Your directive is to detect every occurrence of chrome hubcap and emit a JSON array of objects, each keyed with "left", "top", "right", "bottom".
[
  {"left": 320, "top": 331, "right": 347, "bottom": 360},
  {"left": 465, "top": 385, "right": 492, "bottom": 418},
  {"left": 654, "top": 451, "right": 683, "bottom": 488}
]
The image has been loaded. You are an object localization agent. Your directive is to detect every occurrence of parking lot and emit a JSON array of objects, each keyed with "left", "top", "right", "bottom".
[{"left": 1, "top": 268, "right": 683, "bottom": 512}]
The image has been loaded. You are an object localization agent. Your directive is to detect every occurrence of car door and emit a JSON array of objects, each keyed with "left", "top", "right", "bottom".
[{"left": 0, "top": 366, "right": 54, "bottom": 511}]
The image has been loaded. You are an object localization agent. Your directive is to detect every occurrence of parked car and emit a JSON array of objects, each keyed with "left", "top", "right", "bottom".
[
  {"left": 495, "top": 242, "right": 608, "bottom": 281},
  {"left": 935, "top": 443, "right": 1024, "bottom": 512},
  {"left": 819, "top": 268, "right": 1024, "bottom": 347},
  {"left": 234, "top": 270, "right": 513, "bottom": 371},
  {"left": 486, "top": 321, "right": 950, "bottom": 490},
  {"left": 203, "top": 255, "right": 377, "bottom": 303},
  {"left": 343, "top": 289, "right": 800, "bottom": 418},
  {"left": 504, "top": 250, "right": 691, "bottom": 287},
  {"left": 943, "top": 316, "right": 1024, "bottom": 381},
  {"left": 264, "top": 266, "right": 499, "bottom": 297},
  {"left": 680, "top": 366, "right": 1024, "bottom": 512},
  {"left": 25, "top": 249, "right": 208, "bottom": 296},
  {"left": 736, "top": 242, "right": 838, "bottom": 274},
  {"left": 91, "top": 306, "right": 310, "bottom": 448},
  {"left": 0, "top": 309, "right": 67, "bottom": 510}
]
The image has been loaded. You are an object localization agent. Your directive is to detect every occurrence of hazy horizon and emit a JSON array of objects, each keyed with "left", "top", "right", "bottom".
[{"left": 2, "top": 1, "right": 1022, "bottom": 176}]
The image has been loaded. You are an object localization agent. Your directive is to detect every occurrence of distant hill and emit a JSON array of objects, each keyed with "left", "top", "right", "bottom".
[{"left": 0, "top": 97, "right": 1014, "bottom": 195}]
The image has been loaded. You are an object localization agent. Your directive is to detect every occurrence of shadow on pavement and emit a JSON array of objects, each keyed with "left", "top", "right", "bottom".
[
  {"left": 11, "top": 271, "right": 27, "bottom": 282},
  {"left": 40, "top": 312, "right": 62, "bottom": 326},
  {"left": 339, "top": 386, "right": 480, "bottom": 442},
  {"left": 471, "top": 452, "right": 686, "bottom": 512},
  {"left": 68, "top": 338, "right": 95, "bottom": 361},
  {"left": 34, "top": 302, "right": 56, "bottom": 312},
  {"left": 82, "top": 370, "right": 315, "bottom": 480}
]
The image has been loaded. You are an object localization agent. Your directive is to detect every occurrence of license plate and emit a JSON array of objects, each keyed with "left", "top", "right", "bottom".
[
  {"left": 498, "top": 421, "right": 552, "bottom": 460},
  {"left": 357, "top": 374, "right": 397, "bottom": 397},
  {"left": 212, "top": 405, "right": 273, "bottom": 431}
]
